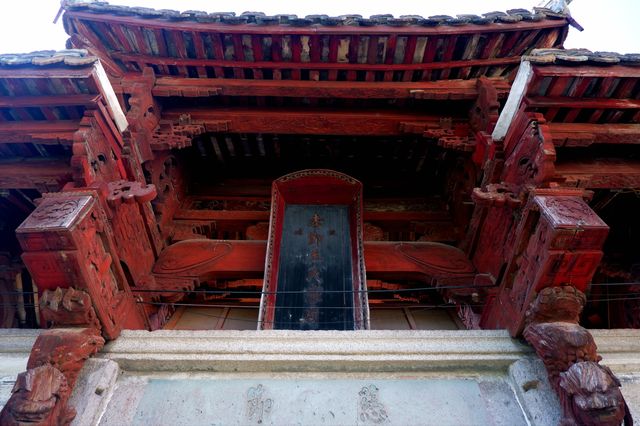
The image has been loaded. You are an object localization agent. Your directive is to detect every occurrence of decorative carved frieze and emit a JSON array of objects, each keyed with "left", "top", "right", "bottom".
[{"left": 150, "top": 115, "right": 208, "bottom": 151}]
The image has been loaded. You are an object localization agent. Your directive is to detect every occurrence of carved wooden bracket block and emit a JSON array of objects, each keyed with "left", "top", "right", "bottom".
[
  {"left": 70, "top": 111, "right": 127, "bottom": 187},
  {"left": 482, "top": 194, "right": 608, "bottom": 335},
  {"left": 469, "top": 76, "right": 500, "bottom": 134},
  {"left": 17, "top": 193, "right": 147, "bottom": 339},
  {"left": 501, "top": 112, "right": 556, "bottom": 193},
  {"left": 471, "top": 131, "right": 494, "bottom": 166}
]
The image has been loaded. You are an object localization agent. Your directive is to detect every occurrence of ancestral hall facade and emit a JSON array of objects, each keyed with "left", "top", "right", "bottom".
[{"left": 0, "top": 1, "right": 639, "bottom": 424}]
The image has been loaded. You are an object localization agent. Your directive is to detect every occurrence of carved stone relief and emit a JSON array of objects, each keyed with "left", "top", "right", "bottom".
[
  {"left": 358, "top": 384, "right": 389, "bottom": 424},
  {"left": 246, "top": 384, "right": 273, "bottom": 424}
]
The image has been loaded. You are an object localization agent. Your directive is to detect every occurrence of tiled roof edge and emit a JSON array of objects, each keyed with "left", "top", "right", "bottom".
[
  {"left": 61, "top": 1, "right": 568, "bottom": 28},
  {"left": 525, "top": 48, "right": 640, "bottom": 66},
  {"left": 0, "top": 49, "right": 97, "bottom": 67}
]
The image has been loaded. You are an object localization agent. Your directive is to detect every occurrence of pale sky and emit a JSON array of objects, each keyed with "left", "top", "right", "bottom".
[{"left": 0, "top": 0, "right": 637, "bottom": 54}]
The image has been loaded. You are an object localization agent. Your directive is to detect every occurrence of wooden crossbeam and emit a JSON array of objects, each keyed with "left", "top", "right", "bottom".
[
  {"left": 112, "top": 51, "right": 521, "bottom": 72},
  {"left": 0, "top": 120, "right": 80, "bottom": 133},
  {"left": 532, "top": 65, "right": 640, "bottom": 79},
  {"left": 174, "top": 209, "right": 452, "bottom": 222},
  {"left": 153, "top": 77, "right": 511, "bottom": 99},
  {"left": 162, "top": 108, "right": 461, "bottom": 136},
  {"left": 549, "top": 123, "right": 640, "bottom": 146},
  {"left": 152, "top": 240, "right": 476, "bottom": 282},
  {"left": 527, "top": 96, "right": 640, "bottom": 110},
  {"left": 0, "top": 157, "right": 71, "bottom": 189},
  {"left": 0, "top": 94, "right": 100, "bottom": 108},
  {"left": 0, "top": 120, "right": 80, "bottom": 144},
  {"left": 556, "top": 158, "right": 640, "bottom": 188},
  {"left": 0, "top": 68, "right": 93, "bottom": 79}
]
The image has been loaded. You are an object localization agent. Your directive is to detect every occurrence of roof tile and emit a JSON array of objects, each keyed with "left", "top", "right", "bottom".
[{"left": 0, "top": 49, "right": 97, "bottom": 67}]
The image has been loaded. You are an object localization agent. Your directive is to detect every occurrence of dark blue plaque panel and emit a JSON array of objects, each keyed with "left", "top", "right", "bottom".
[{"left": 274, "top": 204, "right": 354, "bottom": 330}]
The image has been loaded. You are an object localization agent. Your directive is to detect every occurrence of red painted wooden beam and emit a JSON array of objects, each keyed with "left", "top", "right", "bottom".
[
  {"left": 0, "top": 157, "right": 71, "bottom": 189},
  {"left": 174, "top": 209, "right": 452, "bottom": 222},
  {"left": 161, "top": 108, "right": 461, "bottom": 136},
  {"left": 555, "top": 158, "right": 640, "bottom": 188},
  {"left": 0, "top": 68, "right": 93, "bottom": 79},
  {"left": 112, "top": 51, "right": 522, "bottom": 72},
  {"left": 152, "top": 239, "right": 477, "bottom": 282},
  {"left": 0, "top": 94, "right": 100, "bottom": 108},
  {"left": 0, "top": 120, "right": 80, "bottom": 133},
  {"left": 153, "top": 77, "right": 511, "bottom": 99},
  {"left": 0, "top": 120, "right": 80, "bottom": 144},
  {"left": 527, "top": 96, "right": 640, "bottom": 110},
  {"left": 549, "top": 123, "right": 640, "bottom": 146},
  {"left": 532, "top": 65, "right": 640, "bottom": 79}
]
